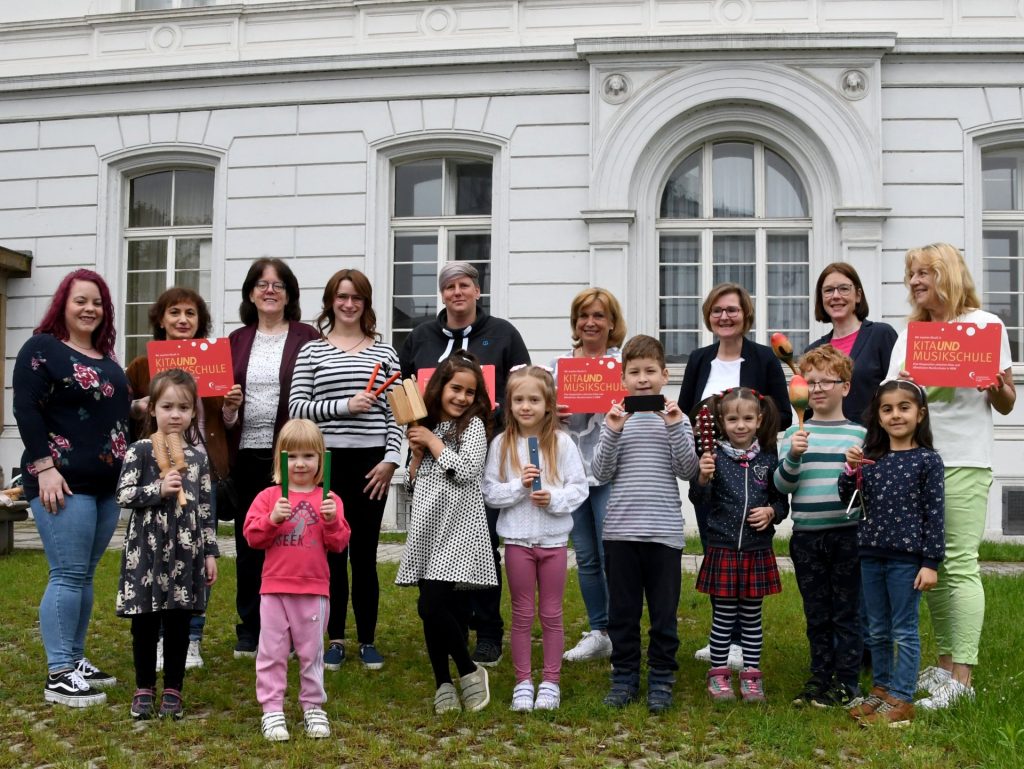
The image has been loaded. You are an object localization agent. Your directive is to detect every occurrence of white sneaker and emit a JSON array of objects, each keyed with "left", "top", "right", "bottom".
[
  {"left": 261, "top": 711, "right": 289, "bottom": 742},
  {"left": 185, "top": 639, "right": 204, "bottom": 670},
  {"left": 535, "top": 681, "right": 561, "bottom": 711},
  {"left": 727, "top": 644, "right": 744, "bottom": 671},
  {"left": 693, "top": 644, "right": 711, "bottom": 663},
  {"left": 562, "top": 631, "right": 612, "bottom": 662},
  {"left": 510, "top": 680, "right": 534, "bottom": 712},
  {"left": 917, "top": 678, "right": 975, "bottom": 710},
  {"left": 916, "top": 665, "right": 951, "bottom": 695},
  {"left": 155, "top": 638, "right": 164, "bottom": 673},
  {"left": 303, "top": 706, "right": 331, "bottom": 739}
]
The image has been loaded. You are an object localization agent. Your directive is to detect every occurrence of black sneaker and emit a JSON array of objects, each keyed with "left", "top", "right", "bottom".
[
  {"left": 826, "top": 683, "right": 860, "bottom": 708},
  {"left": 471, "top": 640, "right": 502, "bottom": 668},
  {"left": 792, "top": 677, "right": 829, "bottom": 707},
  {"left": 603, "top": 682, "right": 640, "bottom": 708},
  {"left": 159, "top": 688, "right": 184, "bottom": 720},
  {"left": 44, "top": 669, "right": 106, "bottom": 708},
  {"left": 75, "top": 657, "right": 116, "bottom": 688},
  {"left": 234, "top": 638, "right": 257, "bottom": 659}
]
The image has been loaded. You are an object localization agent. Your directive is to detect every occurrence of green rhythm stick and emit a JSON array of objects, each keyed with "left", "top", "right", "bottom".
[
  {"left": 323, "top": 450, "right": 332, "bottom": 500},
  {"left": 280, "top": 450, "right": 288, "bottom": 497}
]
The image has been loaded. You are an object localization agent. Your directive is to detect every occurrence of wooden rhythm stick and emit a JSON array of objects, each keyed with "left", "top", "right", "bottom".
[
  {"left": 388, "top": 377, "right": 428, "bottom": 426},
  {"left": 789, "top": 375, "right": 810, "bottom": 431},
  {"left": 151, "top": 432, "right": 188, "bottom": 507},
  {"left": 696, "top": 403, "right": 716, "bottom": 480},
  {"left": 770, "top": 332, "right": 799, "bottom": 377},
  {"left": 364, "top": 362, "right": 382, "bottom": 394},
  {"left": 372, "top": 371, "right": 402, "bottom": 398}
]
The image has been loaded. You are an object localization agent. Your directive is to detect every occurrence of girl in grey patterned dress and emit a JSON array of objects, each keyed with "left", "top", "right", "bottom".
[{"left": 115, "top": 369, "right": 218, "bottom": 721}]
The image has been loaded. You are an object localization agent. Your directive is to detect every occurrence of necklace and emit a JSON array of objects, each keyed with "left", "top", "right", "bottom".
[
  {"left": 330, "top": 333, "right": 368, "bottom": 353},
  {"left": 66, "top": 338, "right": 96, "bottom": 353}
]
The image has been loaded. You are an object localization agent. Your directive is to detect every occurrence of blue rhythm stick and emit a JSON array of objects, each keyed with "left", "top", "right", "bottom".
[{"left": 527, "top": 436, "right": 542, "bottom": 491}]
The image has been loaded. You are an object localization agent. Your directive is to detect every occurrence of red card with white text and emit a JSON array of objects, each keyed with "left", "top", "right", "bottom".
[
  {"left": 905, "top": 321, "right": 1001, "bottom": 388},
  {"left": 147, "top": 338, "right": 234, "bottom": 397},
  {"left": 557, "top": 357, "right": 628, "bottom": 414},
  {"left": 416, "top": 364, "right": 498, "bottom": 409}
]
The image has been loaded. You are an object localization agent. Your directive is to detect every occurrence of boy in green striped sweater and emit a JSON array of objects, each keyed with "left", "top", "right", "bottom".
[{"left": 774, "top": 345, "right": 866, "bottom": 708}]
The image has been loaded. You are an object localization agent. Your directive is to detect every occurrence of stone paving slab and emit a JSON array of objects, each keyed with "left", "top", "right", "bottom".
[{"left": 9, "top": 520, "right": 1024, "bottom": 575}]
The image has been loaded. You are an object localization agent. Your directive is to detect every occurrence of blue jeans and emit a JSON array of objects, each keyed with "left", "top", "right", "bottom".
[
  {"left": 31, "top": 493, "right": 120, "bottom": 672},
  {"left": 860, "top": 557, "right": 922, "bottom": 703},
  {"left": 570, "top": 483, "right": 610, "bottom": 631}
]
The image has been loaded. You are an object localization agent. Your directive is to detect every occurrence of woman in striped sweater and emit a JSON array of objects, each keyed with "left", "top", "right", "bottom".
[{"left": 289, "top": 268, "right": 403, "bottom": 671}]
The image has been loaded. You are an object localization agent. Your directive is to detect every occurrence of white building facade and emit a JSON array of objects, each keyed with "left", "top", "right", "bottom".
[{"left": 2, "top": 0, "right": 1023, "bottom": 537}]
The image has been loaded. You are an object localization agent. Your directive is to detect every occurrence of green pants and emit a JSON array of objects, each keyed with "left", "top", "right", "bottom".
[{"left": 925, "top": 467, "right": 991, "bottom": 666}]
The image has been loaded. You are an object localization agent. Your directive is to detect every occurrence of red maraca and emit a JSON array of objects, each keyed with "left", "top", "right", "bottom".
[
  {"left": 770, "top": 332, "right": 799, "bottom": 376},
  {"left": 789, "top": 374, "right": 809, "bottom": 431}
]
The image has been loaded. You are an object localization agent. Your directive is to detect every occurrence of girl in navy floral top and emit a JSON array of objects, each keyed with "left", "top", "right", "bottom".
[
  {"left": 12, "top": 269, "right": 130, "bottom": 709},
  {"left": 839, "top": 380, "right": 944, "bottom": 726}
]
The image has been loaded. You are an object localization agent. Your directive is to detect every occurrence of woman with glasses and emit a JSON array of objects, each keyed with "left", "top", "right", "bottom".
[
  {"left": 677, "top": 282, "right": 792, "bottom": 666},
  {"left": 805, "top": 263, "right": 897, "bottom": 424},
  {"left": 227, "top": 258, "right": 319, "bottom": 658},
  {"left": 289, "top": 268, "right": 402, "bottom": 672}
]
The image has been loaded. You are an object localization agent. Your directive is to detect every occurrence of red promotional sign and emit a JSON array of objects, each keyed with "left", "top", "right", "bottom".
[
  {"left": 147, "top": 338, "right": 234, "bottom": 397},
  {"left": 416, "top": 364, "right": 498, "bottom": 409},
  {"left": 557, "top": 357, "right": 628, "bottom": 414},
  {"left": 905, "top": 321, "right": 1001, "bottom": 388}
]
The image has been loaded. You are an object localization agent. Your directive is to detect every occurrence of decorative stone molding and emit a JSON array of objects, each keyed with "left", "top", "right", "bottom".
[
  {"left": 150, "top": 24, "right": 180, "bottom": 52},
  {"left": 839, "top": 68, "right": 868, "bottom": 100},
  {"left": 601, "top": 73, "right": 631, "bottom": 104},
  {"left": 713, "top": 0, "right": 752, "bottom": 25},
  {"left": 424, "top": 7, "right": 453, "bottom": 35}
]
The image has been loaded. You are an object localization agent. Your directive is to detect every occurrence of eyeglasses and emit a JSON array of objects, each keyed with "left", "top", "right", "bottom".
[
  {"left": 336, "top": 293, "right": 365, "bottom": 304},
  {"left": 822, "top": 284, "right": 855, "bottom": 298},
  {"left": 255, "top": 280, "right": 286, "bottom": 292},
  {"left": 806, "top": 379, "right": 844, "bottom": 392},
  {"left": 710, "top": 306, "right": 742, "bottom": 318}
]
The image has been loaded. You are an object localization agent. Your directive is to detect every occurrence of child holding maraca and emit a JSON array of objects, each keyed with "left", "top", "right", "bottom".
[{"left": 243, "top": 419, "right": 350, "bottom": 741}]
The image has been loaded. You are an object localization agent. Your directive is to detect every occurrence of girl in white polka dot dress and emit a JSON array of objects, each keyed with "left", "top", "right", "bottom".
[{"left": 396, "top": 351, "right": 497, "bottom": 714}]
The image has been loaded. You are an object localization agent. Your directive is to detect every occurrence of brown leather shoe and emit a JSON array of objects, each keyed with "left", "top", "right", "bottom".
[
  {"left": 859, "top": 694, "right": 914, "bottom": 728},
  {"left": 848, "top": 685, "right": 888, "bottom": 719}
]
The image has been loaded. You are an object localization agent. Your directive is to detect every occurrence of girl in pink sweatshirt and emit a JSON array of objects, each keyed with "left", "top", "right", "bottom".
[{"left": 243, "top": 418, "right": 350, "bottom": 742}]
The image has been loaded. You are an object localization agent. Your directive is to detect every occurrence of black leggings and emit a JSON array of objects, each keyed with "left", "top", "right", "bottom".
[
  {"left": 232, "top": 448, "right": 272, "bottom": 644},
  {"left": 418, "top": 580, "right": 476, "bottom": 687},
  {"left": 131, "top": 610, "right": 192, "bottom": 691},
  {"left": 327, "top": 446, "right": 388, "bottom": 644}
]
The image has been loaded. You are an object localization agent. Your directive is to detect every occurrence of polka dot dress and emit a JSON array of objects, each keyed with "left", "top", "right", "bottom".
[{"left": 396, "top": 416, "right": 497, "bottom": 589}]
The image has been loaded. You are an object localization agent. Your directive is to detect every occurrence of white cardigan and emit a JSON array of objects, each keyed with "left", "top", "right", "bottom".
[{"left": 482, "top": 431, "right": 589, "bottom": 547}]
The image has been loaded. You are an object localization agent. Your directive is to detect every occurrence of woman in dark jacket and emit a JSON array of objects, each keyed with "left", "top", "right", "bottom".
[
  {"left": 227, "top": 257, "right": 319, "bottom": 657},
  {"left": 804, "top": 263, "right": 897, "bottom": 425}
]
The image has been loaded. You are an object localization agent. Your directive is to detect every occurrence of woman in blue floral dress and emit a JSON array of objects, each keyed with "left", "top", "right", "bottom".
[{"left": 13, "top": 269, "right": 131, "bottom": 708}]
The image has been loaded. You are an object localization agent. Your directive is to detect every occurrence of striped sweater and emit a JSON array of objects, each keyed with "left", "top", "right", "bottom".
[
  {"left": 774, "top": 419, "right": 867, "bottom": 531},
  {"left": 591, "top": 413, "right": 699, "bottom": 549},
  {"left": 288, "top": 339, "right": 404, "bottom": 465}
]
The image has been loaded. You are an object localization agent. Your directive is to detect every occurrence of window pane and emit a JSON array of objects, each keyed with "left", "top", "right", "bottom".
[
  {"left": 173, "top": 170, "right": 214, "bottom": 226},
  {"left": 712, "top": 234, "right": 755, "bottom": 288},
  {"left": 983, "top": 231, "right": 1023, "bottom": 353},
  {"left": 660, "top": 265, "right": 699, "bottom": 296},
  {"left": 767, "top": 235, "right": 809, "bottom": 295},
  {"left": 982, "top": 154, "right": 1018, "bottom": 211},
  {"left": 127, "top": 239, "right": 167, "bottom": 271},
  {"left": 659, "top": 298, "right": 700, "bottom": 329},
  {"left": 174, "top": 237, "right": 209, "bottom": 270},
  {"left": 661, "top": 331, "right": 699, "bottom": 364},
  {"left": 660, "top": 150, "right": 701, "bottom": 218},
  {"left": 452, "top": 233, "right": 490, "bottom": 265},
  {"left": 394, "top": 233, "right": 438, "bottom": 263},
  {"left": 392, "top": 296, "right": 437, "bottom": 331},
  {"left": 765, "top": 149, "right": 808, "bottom": 218},
  {"left": 712, "top": 142, "right": 754, "bottom": 218},
  {"left": 124, "top": 304, "right": 152, "bottom": 338},
  {"left": 660, "top": 234, "right": 700, "bottom": 264},
  {"left": 125, "top": 336, "right": 147, "bottom": 363},
  {"left": 455, "top": 162, "right": 492, "bottom": 215},
  {"left": 394, "top": 160, "right": 442, "bottom": 217},
  {"left": 127, "top": 270, "right": 165, "bottom": 300},
  {"left": 769, "top": 298, "right": 807, "bottom": 333},
  {"left": 393, "top": 262, "right": 437, "bottom": 296},
  {"left": 129, "top": 172, "right": 172, "bottom": 227},
  {"left": 984, "top": 229, "right": 1019, "bottom": 259}
]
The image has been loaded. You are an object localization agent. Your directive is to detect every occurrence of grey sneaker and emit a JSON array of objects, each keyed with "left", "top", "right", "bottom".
[
  {"left": 434, "top": 682, "right": 461, "bottom": 714},
  {"left": 459, "top": 665, "right": 491, "bottom": 712}
]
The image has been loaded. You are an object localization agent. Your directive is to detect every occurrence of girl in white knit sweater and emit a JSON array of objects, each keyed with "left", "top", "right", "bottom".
[{"left": 482, "top": 366, "right": 589, "bottom": 712}]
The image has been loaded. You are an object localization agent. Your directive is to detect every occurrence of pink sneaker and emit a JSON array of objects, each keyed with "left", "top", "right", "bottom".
[
  {"left": 706, "top": 667, "right": 735, "bottom": 702},
  {"left": 739, "top": 668, "right": 766, "bottom": 703}
]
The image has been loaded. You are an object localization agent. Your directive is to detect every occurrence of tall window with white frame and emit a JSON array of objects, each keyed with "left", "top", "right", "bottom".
[
  {"left": 124, "top": 168, "right": 214, "bottom": 361},
  {"left": 982, "top": 148, "right": 1024, "bottom": 362},
  {"left": 657, "top": 140, "right": 811, "bottom": 363},
  {"left": 390, "top": 157, "right": 493, "bottom": 350}
]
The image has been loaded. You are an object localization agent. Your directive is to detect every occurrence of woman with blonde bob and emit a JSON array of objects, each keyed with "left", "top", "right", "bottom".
[
  {"left": 551, "top": 288, "right": 627, "bottom": 662},
  {"left": 887, "top": 242, "right": 1016, "bottom": 709}
]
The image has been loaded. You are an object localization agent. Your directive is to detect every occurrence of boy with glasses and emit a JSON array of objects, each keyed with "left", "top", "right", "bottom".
[{"left": 774, "top": 345, "right": 867, "bottom": 708}]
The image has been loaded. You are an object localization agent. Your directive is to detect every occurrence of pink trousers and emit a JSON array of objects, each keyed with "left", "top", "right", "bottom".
[
  {"left": 256, "top": 593, "right": 329, "bottom": 712},
  {"left": 505, "top": 544, "right": 567, "bottom": 683}
]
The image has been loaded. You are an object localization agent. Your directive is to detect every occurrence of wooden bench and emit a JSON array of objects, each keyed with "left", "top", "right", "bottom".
[{"left": 0, "top": 501, "right": 29, "bottom": 555}]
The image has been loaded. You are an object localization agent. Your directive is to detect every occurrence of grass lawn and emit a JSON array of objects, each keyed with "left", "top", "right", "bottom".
[{"left": 2, "top": 551, "right": 1023, "bottom": 769}]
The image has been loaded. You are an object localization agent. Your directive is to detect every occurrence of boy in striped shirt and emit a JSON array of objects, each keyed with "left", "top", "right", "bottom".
[{"left": 774, "top": 345, "right": 866, "bottom": 708}]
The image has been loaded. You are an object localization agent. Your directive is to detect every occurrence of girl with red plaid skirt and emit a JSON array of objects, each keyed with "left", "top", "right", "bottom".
[{"left": 689, "top": 388, "right": 788, "bottom": 703}]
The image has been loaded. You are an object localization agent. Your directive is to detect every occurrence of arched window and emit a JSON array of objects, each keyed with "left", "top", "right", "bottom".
[
  {"left": 657, "top": 140, "right": 810, "bottom": 362},
  {"left": 123, "top": 167, "right": 214, "bottom": 360},
  {"left": 982, "top": 147, "right": 1024, "bottom": 361}
]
